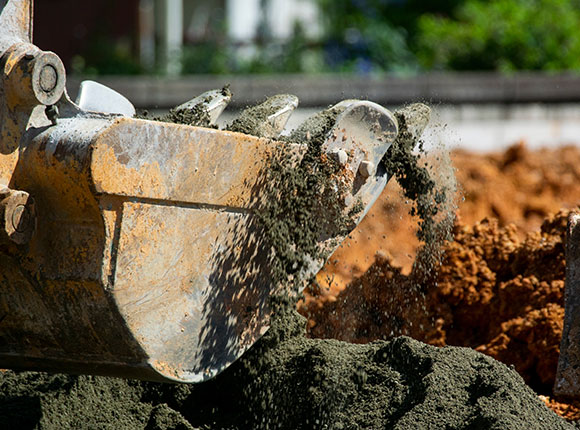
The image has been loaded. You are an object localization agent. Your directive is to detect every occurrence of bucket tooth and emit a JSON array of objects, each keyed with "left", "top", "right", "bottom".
[
  {"left": 326, "top": 100, "right": 398, "bottom": 153},
  {"left": 393, "top": 103, "right": 431, "bottom": 150},
  {"left": 288, "top": 100, "right": 354, "bottom": 144},
  {"left": 331, "top": 99, "right": 359, "bottom": 110},
  {"left": 228, "top": 94, "right": 299, "bottom": 138},
  {"left": 290, "top": 100, "right": 400, "bottom": 281},
  {"left": 290, "top": 100, "right": 398, "bottom": 222},
  {"left": 75, "top": 80, "right": 136, "bottom": 117},
  {"left": 325, "top": 101, "right": 397, "bottom": 215},
  {"left": 173, "top": 87, "right": 232, "bottom": 126}
]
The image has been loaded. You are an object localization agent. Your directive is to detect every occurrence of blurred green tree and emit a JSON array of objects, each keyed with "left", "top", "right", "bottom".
[
  {"left": 71, "top": 33, "right": 142, "bottom": 76},
  {"left": 316, "top": 0, "right": 463, "bottom": 73},
  {"left": 182, "top": 40, "right": 231, "bottom": 75},
  {"left": 417, "top": 0, "right": 580, "bottom": 71},
  {"left": 73, "top": 0, "right": 580, "bottom": 75}
]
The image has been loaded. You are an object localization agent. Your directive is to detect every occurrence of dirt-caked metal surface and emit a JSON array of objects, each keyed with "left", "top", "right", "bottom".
[
  {"left": 0, "top": 0, "right": 397, "bottom": 382},
  {"left": 2, "top": 111, "right": 307, "bottom": 382}
]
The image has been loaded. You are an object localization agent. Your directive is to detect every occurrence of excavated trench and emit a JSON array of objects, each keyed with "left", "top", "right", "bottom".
[{"left": 1, "top": 104, "right": 578, "bottom": 429}]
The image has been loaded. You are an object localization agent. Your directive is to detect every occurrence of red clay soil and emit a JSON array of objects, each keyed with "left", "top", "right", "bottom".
[
  {"left": 310, "top": 142, "right": 580, "bottom": 293},
  {"left": 300, "top": 142, "right": 580, "bottom": 420}
]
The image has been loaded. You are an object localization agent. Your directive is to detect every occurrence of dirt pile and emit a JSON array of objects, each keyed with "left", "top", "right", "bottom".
[
  {"left": 434, "top": 214, "right": 565, "bottom": 389},
  {"left": 302, "top": 143, "right": 580, "bottom": 420},
  {"left": 453, "top": 142, "right": 580, "bottom": 230},
  {"left": 0, "top": 323, "right": 574, "bottom": 429}
]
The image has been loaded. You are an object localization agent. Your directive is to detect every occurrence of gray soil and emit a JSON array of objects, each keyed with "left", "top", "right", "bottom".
[
  {"left": 141, "top": 87, "right": 232, "bottom": 128},
  {"left": 227, "top": 94, "right": 298, "bottom": 138},
  {"left": 0, "top": 319, "right": 573, "bottom": 429},
  {"left": 138, "top": 105, "right": 212, "bottom": 128},
  {"left": 383, "top": 105, "right": 455, "bottom": 261},
  {"left": 0, "top": 100, "right": 575, "bottom": 429}
]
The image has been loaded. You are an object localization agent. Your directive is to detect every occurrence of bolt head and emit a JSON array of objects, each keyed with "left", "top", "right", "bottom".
[
  {"left": 30, "top": 51, "right": 66, "bottom": 106},
  {"left": 39, "top": 64, "right": 58, "bottom": 93},
  {"left": 330, "top": 149, "right": 348, "bottom": 166},
  {"left": 0, "top": 190, "right": 35, "bottom": 245},
  {"left": 12, "top": 205, "right": 31, "bottom": 233},
  {"left": 359, "top": 160, "right": 375, "bottom": 178}
]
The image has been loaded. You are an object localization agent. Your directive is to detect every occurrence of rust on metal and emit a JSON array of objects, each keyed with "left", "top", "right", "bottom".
[
  {"left": 90, "top": 118, "right": 303, "bottom": 209},
  {"left": 0, "top": 185, "right": 35, "bottom": 244},
  {"left": 0, "top": 0, "right": 32, "bottom": 53}
]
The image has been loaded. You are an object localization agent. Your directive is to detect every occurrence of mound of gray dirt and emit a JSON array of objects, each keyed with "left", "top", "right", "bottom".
[{"left": 0, "top": 310, "right": 575, "bottom": 429}]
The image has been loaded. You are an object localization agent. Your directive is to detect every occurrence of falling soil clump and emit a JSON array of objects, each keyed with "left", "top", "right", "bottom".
[
  {"left": 383, "top": 104, "right": 450, "bottom": 247},
  {"left": 381, "top": 104, "right": 456, "bottom": 285},
  {"left": 0, "top": 102, "right": 575, "bottom": 428},
  {"left": 251, "top": 104, "right": 352, "bottom": 288}
]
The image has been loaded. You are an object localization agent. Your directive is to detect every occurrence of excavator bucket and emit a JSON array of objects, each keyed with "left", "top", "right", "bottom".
[{"left": 0, "top": 0, "right": 413, "bottom": 382}]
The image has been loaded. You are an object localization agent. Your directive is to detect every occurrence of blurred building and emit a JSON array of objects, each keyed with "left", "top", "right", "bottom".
[
  {"left": 34, "top": 0, "right": 319, "bottom": 75},
  {"left": 225, "top": 0, "right": 319, "bottom": 43}
]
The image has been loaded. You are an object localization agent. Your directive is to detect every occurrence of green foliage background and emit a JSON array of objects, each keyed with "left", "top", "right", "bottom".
[
  {"left": 318, "top": 0, "right": 580, "bottom": 73},
  {"left": 416, "top": 0, "right": 580, "bottom": 71},
  {"left": 74, "top": 0, "right": 580, "bottom": 74}
]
